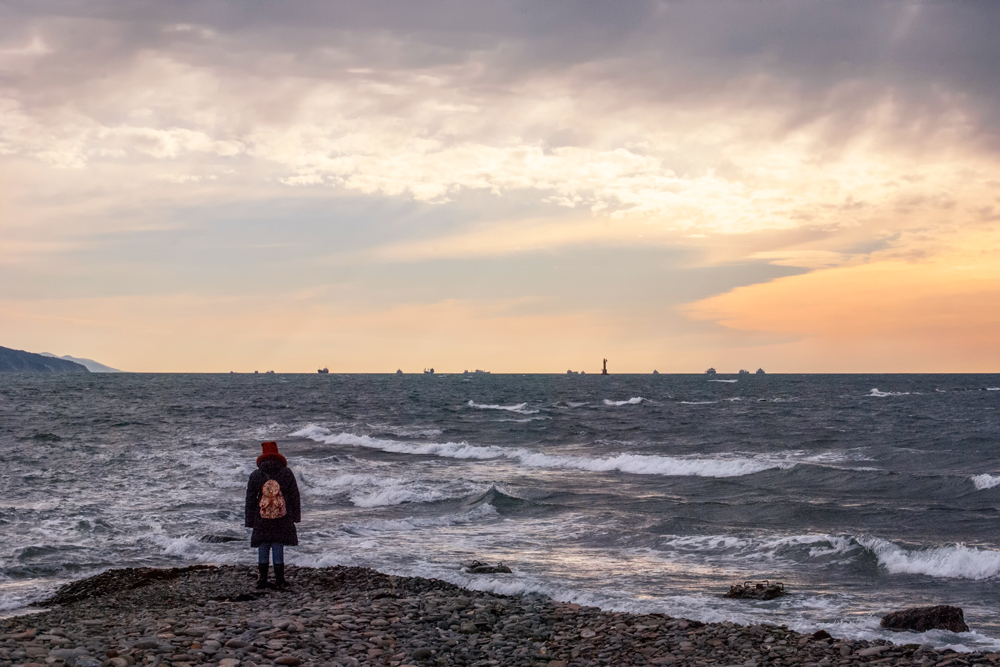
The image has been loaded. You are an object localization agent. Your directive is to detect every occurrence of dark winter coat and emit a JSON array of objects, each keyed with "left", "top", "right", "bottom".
[{"left": 245, "top": 460, "right": 301, "bottom": 547}]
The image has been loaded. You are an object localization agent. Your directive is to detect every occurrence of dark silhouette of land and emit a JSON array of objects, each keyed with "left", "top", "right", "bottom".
[{"left": 0, "top": 345, "right": 89, "bottom": 373}]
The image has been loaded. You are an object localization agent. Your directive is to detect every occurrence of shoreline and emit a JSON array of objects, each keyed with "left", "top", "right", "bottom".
[{"left": 1, "top": 566, "right": 995, "bottom": 667}]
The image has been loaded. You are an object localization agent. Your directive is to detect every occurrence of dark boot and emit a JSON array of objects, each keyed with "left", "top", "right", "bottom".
[
  {"left": 256, "top": 563, "right": 269, "bottom": 589},
  {"left": 274, "top": 563, "right": 288, "bottom": 590}
]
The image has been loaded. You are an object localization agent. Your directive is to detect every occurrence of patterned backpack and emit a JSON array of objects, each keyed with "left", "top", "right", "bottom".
[{"left": 259, "top": 474, "right": 287, "bottom": 519}]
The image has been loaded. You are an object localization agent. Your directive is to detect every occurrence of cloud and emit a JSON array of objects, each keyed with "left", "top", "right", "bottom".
[
  {"left": 2, "top": 0, "right": 1000, "bottom": 370},
  {"left": 683, "top": 230, "right": 1000, "bottom": 371},
  {"left": 0, "top": 1, "right": 998, "bottom": 242}
]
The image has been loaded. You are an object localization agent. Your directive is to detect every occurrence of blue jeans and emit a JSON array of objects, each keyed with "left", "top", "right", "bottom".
[{"left": 258, "top": 543, "right": 284, "bottom": 565}]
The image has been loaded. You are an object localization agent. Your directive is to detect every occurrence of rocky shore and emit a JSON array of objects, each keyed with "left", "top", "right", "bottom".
[{"left": 1, "top": 565, "right": 996, "bottom": 667}]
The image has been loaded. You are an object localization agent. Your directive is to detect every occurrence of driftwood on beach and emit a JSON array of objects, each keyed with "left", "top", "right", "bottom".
[{"left": 0, "top": 565, "right": 993, "bottom": 667}]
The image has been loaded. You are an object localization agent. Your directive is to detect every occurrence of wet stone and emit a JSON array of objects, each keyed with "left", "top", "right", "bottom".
[{"left": 0, "top": 565, "right": 984, "bottom": 667}]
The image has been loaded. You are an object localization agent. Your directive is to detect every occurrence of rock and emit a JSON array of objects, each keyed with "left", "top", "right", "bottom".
[
  {"left": 218, "top": 660, "right": 240, "bottom": 667},
  {"left": 461, "top": 560, "right": 512, "bottom": 574},
  {"left": 811, "top": 630, "right": 832, "bottom": 641},
  {"left": 108, "top": 658, "right": 130, "bottom": 667},
  {"left": 225, "top": 638, "right": 250, "bottom": 648},
  {"left": 880, "top": 606, "right": 970, "bottom": 633},
  {"left": 49, "top": 647, "right": 90, "bottom": 660},
  {"left": 412, "top": 647, "right": 434, "bottom": 660},
  {"left": 724, "top": 581, "right": 787, "bottom": 601},
  {"left": 73, "top": 657, "right": 102, "bottom": 667},
  {"left": 274, "top": 657, "right": 301, "bottom": 666},
  {"left": 857, "top": 645, "right": 890, "bottom": 657}
]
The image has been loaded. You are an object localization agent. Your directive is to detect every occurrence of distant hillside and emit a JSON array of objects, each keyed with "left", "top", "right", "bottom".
[
  {"left": 40, "top": 353, "right": 120, "bottom": 373},
  {"left": 0, "top": 346, "right": 89, "bottom": 373}
]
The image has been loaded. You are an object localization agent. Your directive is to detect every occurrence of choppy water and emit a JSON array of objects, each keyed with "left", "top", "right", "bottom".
[{"left": 3, "top": 373, "right": 1000, "bottom": 649}]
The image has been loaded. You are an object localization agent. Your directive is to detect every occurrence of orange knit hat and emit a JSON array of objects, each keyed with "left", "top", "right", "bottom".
[{"left": 256, "top": 441, "right": 287, "bottom": 467}]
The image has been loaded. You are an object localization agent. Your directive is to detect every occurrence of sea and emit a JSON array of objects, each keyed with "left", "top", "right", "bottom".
[{"left": 3, "top": 373, "right": 1000, "bottom": 650}]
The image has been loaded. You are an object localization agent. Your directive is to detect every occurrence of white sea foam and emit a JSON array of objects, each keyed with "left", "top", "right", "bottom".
[
  {"left": 603, "top": 397, "right": 646, "bottom": 406},
  {"left": 291, "top": 426, "right": 794, "bottom": 478},
  {"left": 971, "top": 474, "right": 1000, "bottom": 490},
  {"left": 467, "top": 400, "right": 539, "bottom": 414},
  {"left": 350, "top": 483, "right": 479, "bottom": 508},
  {"left": 868, "top": 388, "right": 910, "bottom": 397},
  {"left": 860, "top": 537, "right": 1000, "bottom": 579},
  {"left": 804, "top": 450, "right": 875, "bottom": 464},
  {"left": 679, "top": 401, "right": 717, "bottom": 405},
  {"left": 660, "top": 533, "right": 860, "bottom": 561},
  {"left": 709, "top": 379, "right": 738, "bottom": 383},
  {"left": 988, "top": 388, "right": 1000, "bottom": 391}
]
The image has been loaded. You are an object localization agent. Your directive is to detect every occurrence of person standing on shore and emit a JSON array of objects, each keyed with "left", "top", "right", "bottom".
[{"left": 245, "top": 441, "right": 301, "bottom": 589}]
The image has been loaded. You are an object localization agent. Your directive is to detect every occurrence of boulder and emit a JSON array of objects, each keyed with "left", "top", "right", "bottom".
[
  {"left": 724, "top": 581, "right": 786, "bottom": 601},
  {"left": 461, "top": 560, "right": 512, "bottom": 574},
  {"left": 880, "top": 605, "right": 969, "bottom": 633}
]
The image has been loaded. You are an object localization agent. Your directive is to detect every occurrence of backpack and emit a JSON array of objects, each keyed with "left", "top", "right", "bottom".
[{"left": 259, "top": 473, "right": 287, "bottom": 520}]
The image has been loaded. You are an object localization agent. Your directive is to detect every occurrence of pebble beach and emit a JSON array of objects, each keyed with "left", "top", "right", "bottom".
[{"left": 1, "top": 566, "right": 996, "bottom": 667}]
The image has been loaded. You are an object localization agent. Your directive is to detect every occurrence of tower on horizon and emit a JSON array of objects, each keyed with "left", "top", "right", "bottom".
[{"left": 602, "top": 358, "right": 608, "bottom": 375}]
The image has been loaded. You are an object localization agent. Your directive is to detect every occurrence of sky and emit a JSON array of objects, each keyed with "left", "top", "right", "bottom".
[{"left": 1, "top": 0, "right": 999, "bottom": 373}]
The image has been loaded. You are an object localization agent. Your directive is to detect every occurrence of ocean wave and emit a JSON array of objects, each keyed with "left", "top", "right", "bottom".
[
  {"left": 467, "top": 400, "right": 539, "bottom": 415},
  {"left": 291, "top": 426, "right": 794, "bottom": 478},
  {"left": 371, "top": 425, "right": 444, "bottom": 438},
  {"left": 709, "top": 379, "right": 738, "bottom": 383},
  {"left": 679, "top": 401, "right": 717, "bottom": 405},
  {"left": 300, "top": 470, "right": 486, "bottom": 507},
  {"left": 859, "top": 537, "right": 1000, "bottom": 579},
  {"left": 660, "top": 533, "right": 861, "bottom": 561},
  {"left": 340, "top": 504, "right": 498, "bottom": 534},
  {"left": 867, "top": 388, "right": 911, "bottom": 397},
  {"left": 803, "top": 450, "right": 875, "bottom": 464},
  {"left": 971, "top": 474, "right": 1000, "bottom": 490},
  {"left": 603, "top": 397, "right": 646, "bottom": 406},
  {"left": 988, "top": 388, "right": 1000, "bottom": 391}
]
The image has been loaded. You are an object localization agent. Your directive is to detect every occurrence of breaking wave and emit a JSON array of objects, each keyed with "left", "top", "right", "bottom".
[
  {"left": 603, "top": 397, "right": 646, "bottom": 406},
  {"left": 657, "top": 533, "right": 861, "bottom": 564},
  {"left": 859, "top": 537, "right": 1000, "bottom": 580},
  {"left": 868, "top": 388, "right": 910, "bottom": 397},
  {"left": 971, "top": 474, "right": 1000, "bottom": 491},
  {"left": 467, "top": 400, "right": 539, "bottom": 415},
  {"left": 291, "top": 426, "right": 794, "bottom": 478}
]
